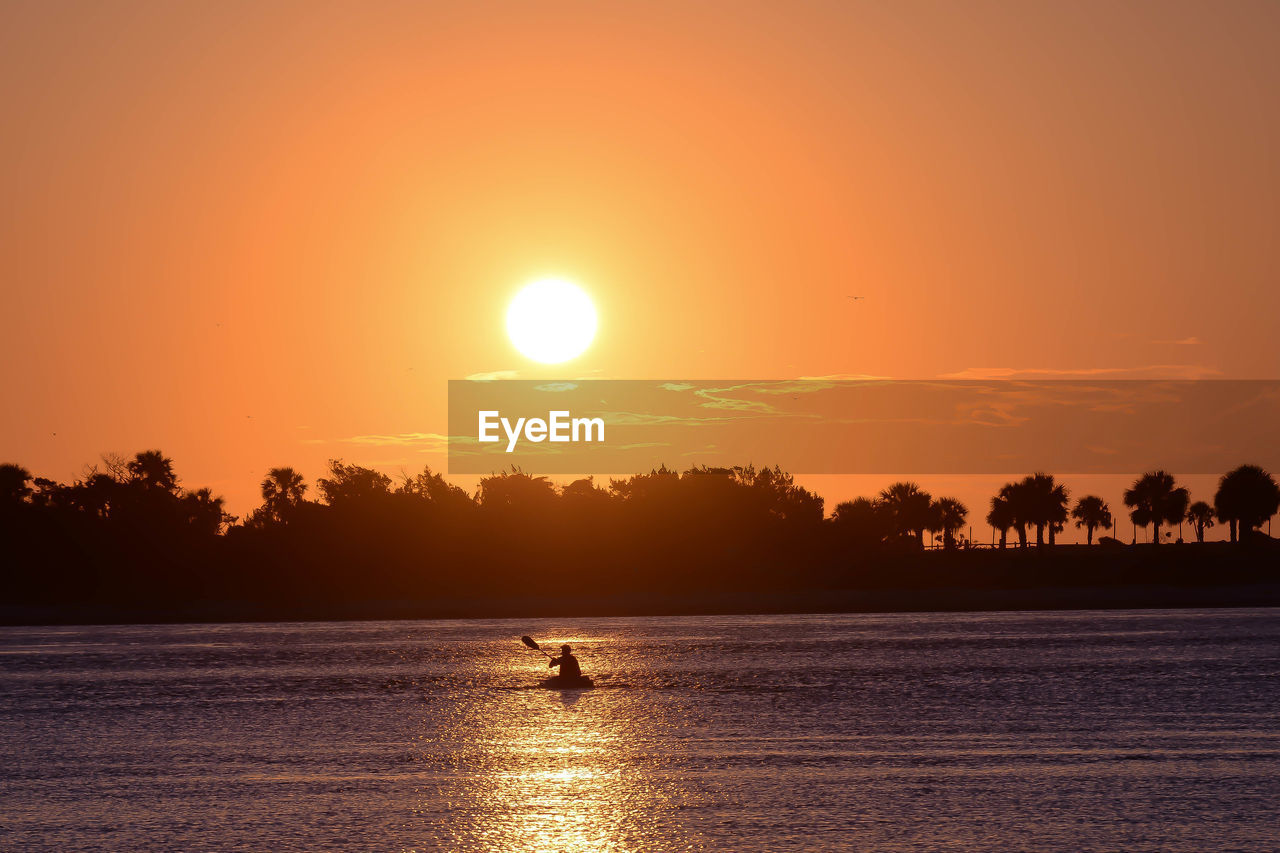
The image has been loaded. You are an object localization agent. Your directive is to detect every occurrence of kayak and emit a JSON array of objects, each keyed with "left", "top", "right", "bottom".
[{"left": 539, "top": 675, "right": 595, "bottom": 690}]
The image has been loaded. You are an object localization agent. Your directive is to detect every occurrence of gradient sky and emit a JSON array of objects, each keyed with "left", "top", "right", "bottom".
[{"left": 2, "top": 1, "right": 1277, "bottom": 531}]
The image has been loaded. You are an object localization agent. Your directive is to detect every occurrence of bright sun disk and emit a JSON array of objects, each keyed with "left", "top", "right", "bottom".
[{"left": 506, "top": 278, "right": 597, "bottom": 364}]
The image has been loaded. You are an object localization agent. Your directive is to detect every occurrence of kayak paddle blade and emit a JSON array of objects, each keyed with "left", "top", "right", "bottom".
[{"left": 521, "top": 635, "right": 540, "bottom": 650}]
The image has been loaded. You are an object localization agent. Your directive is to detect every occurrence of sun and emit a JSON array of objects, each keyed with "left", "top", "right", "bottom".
[{"left": 506, "top": 278, "right": 598, "bottom": 364}]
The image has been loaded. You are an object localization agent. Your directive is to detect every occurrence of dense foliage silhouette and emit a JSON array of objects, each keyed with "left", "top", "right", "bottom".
[
  {"left": 1, "top": 454, "right": 1278, "bottom": 622},
  {"left": 1124, "top": 471, "right": 1190, "bottom": 546}
]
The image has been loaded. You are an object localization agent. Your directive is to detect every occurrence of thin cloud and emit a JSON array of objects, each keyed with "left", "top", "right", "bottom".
[
  {"left": 590, "top": 411, "right": 748, "bottom": 427},
  {"left": 961, "top": 405, "right": 1031, "bottom": 427},
  {"left": 691, "top": 383, "right": 796, "bottom": 415},
  {"left": 748, "top": 380, "right": 840, "bottom": 396},
  {"left": 940, "top": 365, "right": 1221, "bottom": 380},
  {"left": 464, "top": 370, "right": 519, "bottom": 381}
]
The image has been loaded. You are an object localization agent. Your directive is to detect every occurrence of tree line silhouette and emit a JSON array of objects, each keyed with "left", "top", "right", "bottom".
[
  {"left": 826, "top": 468, "right": 1277, "bottom": 549},
  {"left": 2, "top": 453, "right": 1278, "bottom": 620}
]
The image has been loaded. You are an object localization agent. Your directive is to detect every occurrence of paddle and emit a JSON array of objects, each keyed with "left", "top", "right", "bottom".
[{"left": 521, "top": 635, "right": 552, "bottom": 659}]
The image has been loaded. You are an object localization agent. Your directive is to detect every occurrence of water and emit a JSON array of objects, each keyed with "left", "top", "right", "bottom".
[{"left": 2, "top": 610, "right": 1278, "bottom": 852}]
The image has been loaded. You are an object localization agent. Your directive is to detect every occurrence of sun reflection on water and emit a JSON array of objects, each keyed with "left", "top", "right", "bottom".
[{"left": 412, "top": 639, "right": 698, "bottom": 853}]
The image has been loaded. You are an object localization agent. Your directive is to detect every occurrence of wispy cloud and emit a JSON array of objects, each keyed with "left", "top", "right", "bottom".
[
  {"left": 693, "top": 387, "right": 783, "bottom": 414},
  {"left": 748, "top": 380, "right": 840, "bottom": 396},
  {"left": 940, "top": 365, "right": 1221, "bottom": 380},
  {"left": 464, "top": 369, "right": 519, "bottom": 381},
  {"left": 1151, "top": 336, "right": 1202, "bottom": 346},
  {"left": 961, "top": 405, "right": 1031, "bottom": 427},
  {"left": 590, "top": 411, "right": 746, "bottom": 427},
  {"left": 680, "top": 444, "right": 719, "bottom": 457},
  {"left": 691, "top": 382, "right": 813, "bottom": 415}
]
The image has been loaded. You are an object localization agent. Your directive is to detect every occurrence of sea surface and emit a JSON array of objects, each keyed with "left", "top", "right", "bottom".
[{"left": 2, "top": 609, "right": 1279, "bottom": 852}]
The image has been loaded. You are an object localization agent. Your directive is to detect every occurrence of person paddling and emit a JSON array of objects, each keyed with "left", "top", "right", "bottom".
[{"left": 548, "top": 644, "right": 581, "bottom": 678}]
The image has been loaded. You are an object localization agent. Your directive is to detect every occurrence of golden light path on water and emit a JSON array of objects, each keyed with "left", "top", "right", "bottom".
[
  {"left": 410, "top": 634, "right": 705, "bottom": 853},
  {"left": 3, "top": 614, "right": 1280, "bottom": 851}
]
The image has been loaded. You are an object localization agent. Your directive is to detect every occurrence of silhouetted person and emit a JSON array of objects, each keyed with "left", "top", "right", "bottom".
[{"left": 549, "top": 644, "right": 581, "bottom": 678}]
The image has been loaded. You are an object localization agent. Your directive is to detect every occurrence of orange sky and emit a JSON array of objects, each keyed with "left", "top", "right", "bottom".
[{"left": 2, "top": 1, "right": 1278, "bottom": 533}]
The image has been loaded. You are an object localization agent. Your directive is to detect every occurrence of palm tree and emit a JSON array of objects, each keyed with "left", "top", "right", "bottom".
[
  {"left": 260, "top": 467, "right": 307, "bottom": 523},
  {"left": 987, "top": 494, "right": 1015, "bottom": 549},
  {"left": 1071, "top": 495, "right": 1112, "bottom": 545},
  {"left": 832, "top": 496, "right": 878, "bottom": 525},
  {"left": 1044, "top": 488, "right": 1070, "bottom": 546},
  {"left": 1214, "top": 464, "right": 1280, "bottom": 542},
  {"left": 832, "top": 497, "right": 887, "bottom": 547},
  {"left": 1186, "top": 501, "right": 1215, "bottom": 543},
  {"left": 877, "top": 482, "right": 933, "bottom": 547},
  {"left": 127, "top": 450, "right": 178, "bottom": 493},
  {"left": 1123, "top": 470, "right": 1189, "bottom": 545},
  {"left": 182, "top": 488, "right": 229, "bottom": 536},
  {"left": 995, "top": 481, "right": 1032, "bottom": 548},
  {"left": 930, "top": 497, "right": 968, "bottom": 550},
  {"left": 1016, "top": 473, "right": 1069, "bottom": 547}
]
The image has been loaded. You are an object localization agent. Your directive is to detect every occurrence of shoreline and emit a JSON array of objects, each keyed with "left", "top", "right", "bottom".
[{"left": 5, "top": 582, "right": 1279, "bottom": 628}]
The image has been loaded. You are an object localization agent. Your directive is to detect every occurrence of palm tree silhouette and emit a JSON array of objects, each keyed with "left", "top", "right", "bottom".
[
  {"left": 127, "top": 450, "right": 178, "bottom": 493},
  {"left": 930, "top": 497, "right": 968, "bottom": 550},
  {"left": 878, "top": 482, "right": 933, "bottom": 547},
  {"left": 1006, "top": 473, "right": 1069, "bottom": 547},
  {"left": 182, "top": 487, "right": 229, "bottom": 535},
  {"left": 1186, "top": 501, "right": 1215, "bottom": 543},
  {"left": 1071, "top": 495, "right": 1112, "bottom": 545},
  {"left": 261, "top": 467, "right": 307, "bottom": 523},
  {"left": 832, "top": 496, "right": 887, "bottom": 546},
  {"left": 996, "top": 481, "right": 1033, "bottom": 548},
  {"left": 1123, "top": 470, "right": 1189, "bottom": 546},
  {"left": 1214, "top": 464, "right": 1280, "bottom": 542},
  {"left": 987, "top": 494, "right": 1015, "bottom": 549}
]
